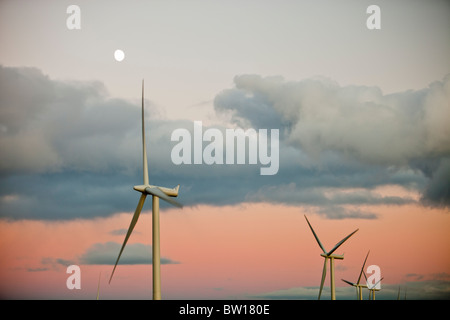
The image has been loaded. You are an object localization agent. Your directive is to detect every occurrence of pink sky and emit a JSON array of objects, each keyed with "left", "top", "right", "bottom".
[{"left": 1, "top": 186, "right": 449, "bottom": 300}]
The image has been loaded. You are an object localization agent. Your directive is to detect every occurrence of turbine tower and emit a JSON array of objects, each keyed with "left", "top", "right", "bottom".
[
  {"left": 341, "top": 250, "right": 370, "bottom": 300},
  {"left": 96, "top": 271, "right": 101, "bottom": 300},
  {"left": 397, "top": 286, "right": 407, "bottom": 300},
  {"left": 304, "top": 215, "right": 359, "bottom": 300},
  {"left": 109, "top": 80, "right": 182, "bottom": 300}
]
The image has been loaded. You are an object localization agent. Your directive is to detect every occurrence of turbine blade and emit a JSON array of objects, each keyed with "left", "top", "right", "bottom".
[
  {"left": 373, "top": 277, "right": 384, "bottom": 289},
  {"left": 318, "top": 257, "right": 327, "bottom": 300},
  {"left": 365, "top": 273, "right": 383, "bottom": 290},
  {"left": 109, "top": 193, "right": 147, "bottom": 284},
  {"left": 142, "top": 80, "right": 149, "bottom": 186},
  {"left": 327, "top": 228, "right": 359, "bottom": 256},
  {"left": 362, "top": 270, "right": 369, "bottom": 288},
  {"left": 145, "top": 187, "right": 183, "bottom": 208},
  {"left": 341, "top": 279, "right": 355, "bottom": 286},
  {"left": 357, "top": 250, "right": 370, "bottom": 285},
  {"left": 304, "top": 215, "right": 327, "bottom": 254}
]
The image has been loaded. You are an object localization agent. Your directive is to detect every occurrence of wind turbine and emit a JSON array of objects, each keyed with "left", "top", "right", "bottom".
[
  {"left": 304, "top": 215, "right": 359, "bottom": 300},
  {"left": 341, "top": 250, "right": 370, "bottom": 300},
  {"left": 109, "top": 80, "right": 182, "bottom": 300}
]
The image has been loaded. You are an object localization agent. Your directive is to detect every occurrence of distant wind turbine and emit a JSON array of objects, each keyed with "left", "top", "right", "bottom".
[
  {"left": 341, "top": 250, "right": 370, "bottom": 300},
  {"left": 364, "top": 271, "right": 383, "bottom": 300},
  {"left": 96, "top": 271, "right": 101, "bottom": 300},
  {"left": 109, "top": 80, "right": 182, "bottom": 300},
  {"left": 304, "top": 215, "right": 359, "bottom": 300}
]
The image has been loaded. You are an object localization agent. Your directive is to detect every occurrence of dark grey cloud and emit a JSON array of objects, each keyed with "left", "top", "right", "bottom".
[
  {"left": 0, "top": 65, "right": 134, "bottom": 174},
  {"left": 0, "top": 65, "right": 447, "bottom": 221},
  {"left": 79, "top": 242, "right": 179, "bottom": 265},
  {"left": 214, "top": 81, "right": 287, "bottom": 133},
  {"left": 246, "top": 182, "right": 416, "bottom": 207},
  {"left": 215, "top": 74, "right": 450, "bottom": 208},
  {"left": 216, "top": 74, "right": 450, "bottom": 166},
  {"left": 314, "top": 206, "right": 378, "bottom": 220},
  {"left": 420, "top": 158, "right": 450, "bottom": 207},
  {"left": 27, "top": 257, "right": 76, "bottom": 272}
]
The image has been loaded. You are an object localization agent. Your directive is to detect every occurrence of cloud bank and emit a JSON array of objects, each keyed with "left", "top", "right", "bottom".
[
  {"left": 0, "top": 65, "right": 448, "bottom": 220},
  {"left": 215, "top": 74, "right": 450, "bottom": 164},
  {"left": 215, "top": 74, "right": 450, "bottom": 208}
]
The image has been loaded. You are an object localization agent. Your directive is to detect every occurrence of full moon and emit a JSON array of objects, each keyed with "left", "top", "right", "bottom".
[{"left": 114, "top": 49, "right": 125, "bottom": 62}]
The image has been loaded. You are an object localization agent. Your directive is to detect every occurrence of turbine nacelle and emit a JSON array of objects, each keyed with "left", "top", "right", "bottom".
[
  {"left": 132, "top": 184, "right": 182, "bottom": 209},
  {"left": 133, "top": 184, "right": 180, "bottom": 197},
  {"left": 320, "top": 253, "right": 344, "bottom": 260},
  {"left": 341, "top": 279, "right": 368, "bottom": 288}
]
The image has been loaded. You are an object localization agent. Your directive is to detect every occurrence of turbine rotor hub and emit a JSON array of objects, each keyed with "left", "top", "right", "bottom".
[{"left": 321, "top": 253, "right": 345, "bottom": 260}]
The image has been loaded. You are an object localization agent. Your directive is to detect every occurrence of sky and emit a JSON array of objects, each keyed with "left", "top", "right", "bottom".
[{"left": 0, "top": 0, "right": 449, "bottom": 300}]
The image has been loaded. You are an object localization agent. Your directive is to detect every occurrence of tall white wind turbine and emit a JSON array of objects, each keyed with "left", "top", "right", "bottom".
[
  {"left": 341, "top": 250, "right": 370, "bottom": 300},
  {"left": 109, "top": 80, "right": 182, "bottom": 300},
  {"left": 304, "top": 215, "right": 359, "bottom": 300}
]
